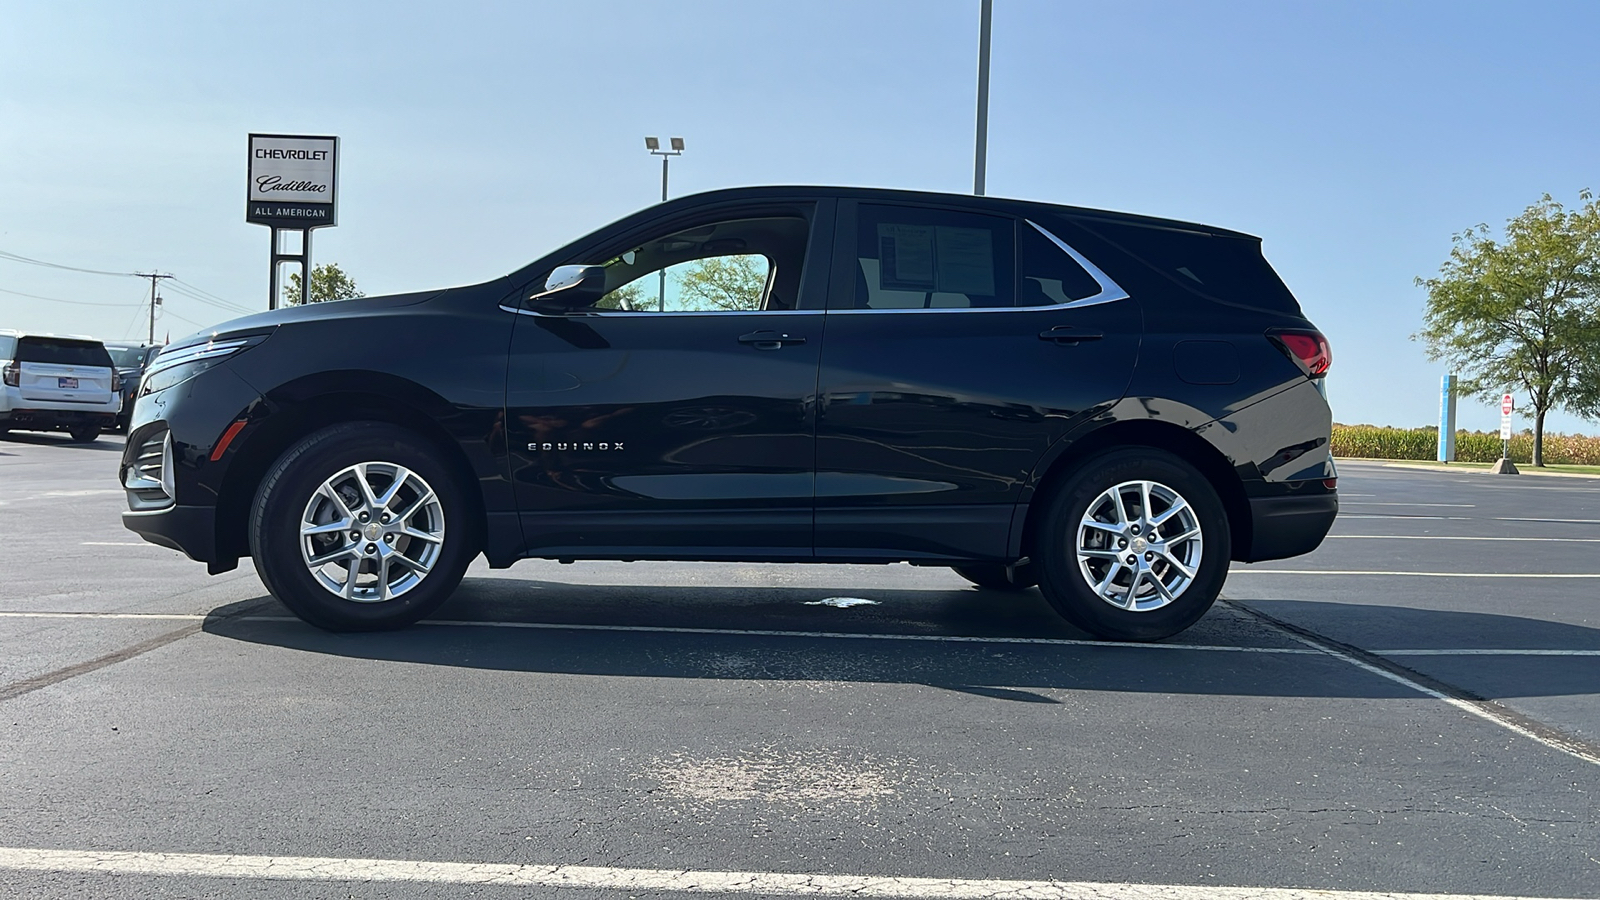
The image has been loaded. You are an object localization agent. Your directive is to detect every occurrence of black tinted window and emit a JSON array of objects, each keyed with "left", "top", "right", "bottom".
[
  {"left": 17, "top": 337, "right": 113, "bottom": 367},
  {"left": 850, "top": 205, "right": 1014, "bottom": 309},
  {"left": 1078, "top": 220, "right": 1301, "bottom": 313},
  {"left": 1019, "top": 222, "right": 1103, "bottom": 306}
]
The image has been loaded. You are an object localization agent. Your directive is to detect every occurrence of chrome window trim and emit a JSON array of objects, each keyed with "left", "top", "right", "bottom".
[
  {"left": 498, "top": 304, "right": 824, "bottom": 318},
  {"left": 1023, "top": 219, "right": 1130, "bottom": 309}
]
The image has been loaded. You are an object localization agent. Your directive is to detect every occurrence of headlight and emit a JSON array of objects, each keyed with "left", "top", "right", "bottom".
[{"left": 142, "top": 331, "right": 271, "bottom": 395}]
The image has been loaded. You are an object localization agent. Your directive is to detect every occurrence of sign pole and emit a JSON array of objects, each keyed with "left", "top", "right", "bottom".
[{"left": 1492, "top": 393, "right": 1519, "bottom": 475}]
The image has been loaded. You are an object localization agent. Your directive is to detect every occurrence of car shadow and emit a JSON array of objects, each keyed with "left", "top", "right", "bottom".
[{"left": 202, "top": 579, "right": 1600, "bottom": 702}]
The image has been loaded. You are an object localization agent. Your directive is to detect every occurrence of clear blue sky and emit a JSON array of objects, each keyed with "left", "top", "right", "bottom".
[{"left": 2, "top": 0, "right": 1597, "bottom": 435}]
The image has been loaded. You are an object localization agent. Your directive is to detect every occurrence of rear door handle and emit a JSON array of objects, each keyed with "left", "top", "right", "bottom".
[
  {"left": 1039, "top": 326, "right": 1104, "bottom": 345},
  {"left": 739, "top": 331, "right": 807, "bottom": 350}
]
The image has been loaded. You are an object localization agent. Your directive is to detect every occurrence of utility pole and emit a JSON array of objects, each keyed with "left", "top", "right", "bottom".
[
  {"left": 135, "top": 272, "right": 173, "bottom": 344},
  {"left": 974, "top": 0, "right": 993, "bottom": 196}
]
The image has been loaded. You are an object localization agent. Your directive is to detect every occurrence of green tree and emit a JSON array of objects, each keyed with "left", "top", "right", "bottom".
[
  {"left": 674, "top": 254, "right": 767, "bottom": 311},
  {"left": 1415, "top": 192, "right": 1600, "bottom": 466},
  {"left": 284, "top": 263, "right": 364, "bottom": 306}
]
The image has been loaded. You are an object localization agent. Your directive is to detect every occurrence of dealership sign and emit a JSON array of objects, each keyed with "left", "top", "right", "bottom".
[{"left": 246, "top": 134, "right": 338, "bottom": 227}]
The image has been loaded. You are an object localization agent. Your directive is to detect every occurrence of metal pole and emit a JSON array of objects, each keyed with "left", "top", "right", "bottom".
[
  {"left": 302, "top": 228, "right": 313, "bottom": 306},
  {"left": 269, "top": 228, "right": 280, "bottom": 310},
  {"left": 659, "top": 156, "right": 669, "bottom": 311},
  {"left": 148, "top": 276, "right": 157, "bottom": 343},
  {"left": 974, "top": 0, "right": 992, "bottom": 196}
]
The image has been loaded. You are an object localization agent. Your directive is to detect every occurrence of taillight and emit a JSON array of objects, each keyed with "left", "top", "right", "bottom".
[
  {"left": 2, "top": 362, "right": 17, "bottom": 387},
  {"left": 111, "top": 372, "right": 122, "bottom": 392},
  {"left": 1267, "top": 329, "right": 1331, "bottom": 378}
]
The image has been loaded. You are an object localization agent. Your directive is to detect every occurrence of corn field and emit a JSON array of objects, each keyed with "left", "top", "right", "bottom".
[{"left": 1332, "top": 425, "right": 1600, "bottom": 465}]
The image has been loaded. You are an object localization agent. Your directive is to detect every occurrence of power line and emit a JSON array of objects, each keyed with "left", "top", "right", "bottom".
[
  {"left": 169, "top": 277, "right": 250, "bottom": 311},
  {"left": 0, "top": 286, "right": 136, "bottom": 307},
  {"left": 162, "top": 280, "right": 252, "bottom": 314},
  {"left": 0, "top": 249, "right": 137, "bottom": 278}
]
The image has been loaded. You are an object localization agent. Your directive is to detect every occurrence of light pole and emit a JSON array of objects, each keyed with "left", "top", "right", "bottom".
[
  {"left": 645, "top": 136, "right": 684, "bottom": 311},
  {"left": 974, "top": 0, "right": 992, "bottom": 195}
]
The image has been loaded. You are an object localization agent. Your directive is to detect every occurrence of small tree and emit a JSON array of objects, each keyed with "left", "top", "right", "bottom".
[
  {"left": 1416, "top": 192, "right": 1600, "bottom": 466},
  {"left": 285, "top": 263, "right": 364, "bottom": 306},
  {"left": 675, "top": 255, "right": 767, "bottom": 311}
]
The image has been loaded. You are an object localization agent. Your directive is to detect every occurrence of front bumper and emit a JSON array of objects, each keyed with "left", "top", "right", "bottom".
[
  {"left": 122, "top": 504, "right": 218, "bottom": 564},
  {"left": 1240, "top": 491, "right": 1338, "bottom": 562}
]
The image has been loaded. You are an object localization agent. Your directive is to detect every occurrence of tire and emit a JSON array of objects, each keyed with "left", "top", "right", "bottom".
[
  {"left": 249, "top": 422, "right": 478, "bottom": 632},
  {"left": 1035, "top": 448, "right": 1230, "bottom": 642},
  {"left": 951, "top": 564, "right": 1037, "bottom": 590},
  {"left": 68, "top": 425, "right": 100, "bottom": 443}
]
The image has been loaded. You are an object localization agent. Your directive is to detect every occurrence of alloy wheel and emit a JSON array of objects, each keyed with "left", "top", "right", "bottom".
[
  {"left": 299, "top": 461, "right": 446, "bottom": 603},
  {"left": 1075, "top": 479, "right": 1203, "bottom": 612}
]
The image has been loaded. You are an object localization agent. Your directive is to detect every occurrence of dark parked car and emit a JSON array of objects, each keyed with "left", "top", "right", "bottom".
[
  {"left": 104, "top": 342, "right": 162, "bottom": 431},
  {"left": 120, "top": 186, "right": 1336, "bottom": 640}
]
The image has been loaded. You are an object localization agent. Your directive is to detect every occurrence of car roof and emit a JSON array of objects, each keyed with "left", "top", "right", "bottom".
[
  {"left": 645, "top": 185, "right": 1261, "bottom": 240},
  {"left": 0, "top": 329, "right": 105, "bottom": 342}
]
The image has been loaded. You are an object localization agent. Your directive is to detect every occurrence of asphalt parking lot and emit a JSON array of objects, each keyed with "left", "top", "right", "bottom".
[{"left": 0, "top": 432, "right": 1596, "bottom": 899}]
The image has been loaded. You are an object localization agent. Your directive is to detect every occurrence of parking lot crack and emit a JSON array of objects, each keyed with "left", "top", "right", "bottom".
[{"left": 0, "top": 597, "right": 273, "bottom": 704}]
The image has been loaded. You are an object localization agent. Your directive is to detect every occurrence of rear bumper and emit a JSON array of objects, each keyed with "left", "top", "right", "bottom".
[
  {"left": 1, "top": 408, "right": 118, "bottom": 429},
  {"left": 1240, "top": 491, "right": 1337, "bottom": 562}
]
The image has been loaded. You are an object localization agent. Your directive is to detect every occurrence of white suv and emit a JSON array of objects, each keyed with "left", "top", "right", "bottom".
[{"left": 0, "top": 330, "right": 122, "bottom": 442}]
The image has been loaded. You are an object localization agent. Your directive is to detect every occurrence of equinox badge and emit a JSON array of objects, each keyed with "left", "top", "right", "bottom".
[{"left": 529, "top": 442, "right": 625, "bottom": 451}]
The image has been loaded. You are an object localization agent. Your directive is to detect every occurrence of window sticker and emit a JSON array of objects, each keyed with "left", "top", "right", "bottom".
[
  {"left": 933, "top": 226, "right": 994, "bottom": 296},
  {"left": 876, "top": 224, "right": 936, "bottom": 291}
]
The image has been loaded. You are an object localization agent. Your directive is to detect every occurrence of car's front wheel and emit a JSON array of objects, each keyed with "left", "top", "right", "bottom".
[
  {"left": 249, "top": 422, "right": 477, "bottom": 631},
  {"left": 1035, "top": 448, "right": 1230, "bottom": 641}
]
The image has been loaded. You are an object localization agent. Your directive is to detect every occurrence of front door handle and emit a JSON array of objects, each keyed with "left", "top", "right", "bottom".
[
  {"left": 1039, "top": 326, "right": 1104, "bottom": 345},
  {"left": 738, "top": 331, "right": 807, "bottom": 350}
]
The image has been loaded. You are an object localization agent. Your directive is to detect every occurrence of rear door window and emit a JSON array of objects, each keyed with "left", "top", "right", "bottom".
[
  {"left": 17, "top": 337, "right": 114, "bottom": 367},
  {"left": 847, "top": 204, "right": 1015, "bottom": 309}
]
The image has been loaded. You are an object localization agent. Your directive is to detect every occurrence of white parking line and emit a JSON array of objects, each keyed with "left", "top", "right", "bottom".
[
  {"left": 1342, "top": 502, "right": 1476, "bottom": 507},
  {"left": 1325, "top": 535, "right": 1600, "bottom": 542},
  {"left": 0, "top": 846, "right": 1579, "bottom": 899},
  {"left": 1338, "top": 514, "right": 1600, "bottom": 524},
  {"left": 0, "top": 612, "right": 206, "bottom": 621},
  {"left": 1381, "top": 648, "right": 1600, "bottom": 657},
  {"left": 1231, "top": 569, "right": 1600, "bottom": 578},
  {"left": 80, "top": 541, "right": 149, "bottom": 546}
]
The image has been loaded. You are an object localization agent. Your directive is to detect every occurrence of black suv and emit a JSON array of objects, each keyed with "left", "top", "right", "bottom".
[{"left": 121, "top": 187, "right": 1336, "bottom": 641}]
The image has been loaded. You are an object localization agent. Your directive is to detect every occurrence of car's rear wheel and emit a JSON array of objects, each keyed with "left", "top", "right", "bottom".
[
  {"left": 68, "top": 425, "right": 100, "bottom": 443},
  {"left": 1035, "top": 448, "right": 1229, "bottom": 641},
  {"left": 951, "top": 564, "right": 1037, "bottom": 590},
  {"left": 249, "top": 422, "right": 477, "bottom": 631}
]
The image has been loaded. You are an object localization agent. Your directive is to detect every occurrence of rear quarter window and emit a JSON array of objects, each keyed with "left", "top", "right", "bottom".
[
  {"left": 1075, "top": 220, "right": 1302, "bottom": 314},
  {"left": 17, "top": 337, "right": 114, "bottom": 367},
  {"left": 0, "top": 335, "right": 15, "bottom": 359}
]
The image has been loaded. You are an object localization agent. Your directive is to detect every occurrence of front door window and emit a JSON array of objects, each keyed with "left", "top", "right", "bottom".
[{"left": 592, "top": 216, "right": 809, "bottom": 312}]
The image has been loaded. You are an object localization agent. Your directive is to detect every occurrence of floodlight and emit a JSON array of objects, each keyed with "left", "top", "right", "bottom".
[
  {"left": 670, "top": 137, "right": 684, "bottom": 152},
  {"left": 644, "top": 137, "right": 660, "bottom": 151}
]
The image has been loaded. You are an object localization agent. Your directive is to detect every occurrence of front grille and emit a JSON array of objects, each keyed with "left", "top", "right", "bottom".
[{"left": 124, "top": 429, "right": 174, "bottom": 510}]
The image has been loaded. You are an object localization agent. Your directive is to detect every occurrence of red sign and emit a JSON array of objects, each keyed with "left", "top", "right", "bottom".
[{"left": 1502, "top": 394, "right": 1514, "bottom": 415}]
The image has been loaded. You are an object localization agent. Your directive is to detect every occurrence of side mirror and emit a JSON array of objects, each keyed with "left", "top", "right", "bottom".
[{"left": 528, "top": 265, "right": 608, "bottom": 311}]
